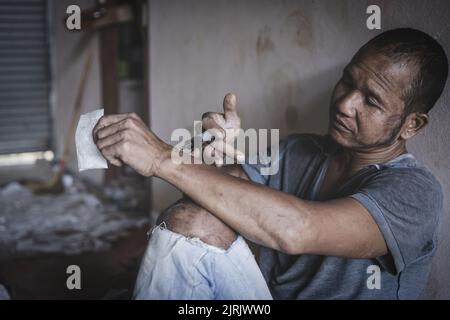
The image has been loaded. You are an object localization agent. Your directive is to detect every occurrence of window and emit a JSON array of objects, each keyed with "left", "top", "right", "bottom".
[{"left": 0, "top": 0, "right": 51, "bottom": 154}]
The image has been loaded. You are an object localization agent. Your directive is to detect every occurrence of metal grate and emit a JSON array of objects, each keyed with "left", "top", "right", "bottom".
[{"left": 0, "top": 0, "right": 51, "bottom": 154}]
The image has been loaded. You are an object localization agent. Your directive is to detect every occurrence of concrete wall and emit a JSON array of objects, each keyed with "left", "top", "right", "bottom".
[{"left": 148, "top": 0, "right": 450, "bottom": 298}]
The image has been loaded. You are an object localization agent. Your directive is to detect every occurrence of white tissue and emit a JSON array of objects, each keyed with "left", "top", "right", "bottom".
[{"left": 75, "top": 108, "right": 108, "bottom": 171}]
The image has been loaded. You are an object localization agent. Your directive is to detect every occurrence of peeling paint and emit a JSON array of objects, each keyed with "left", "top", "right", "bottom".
[
  {"left": 281, "top": 9, "right": 313, "bottom": 48},
  {"left": 256, "top": 25, "right": 275, "bottom": 56}
]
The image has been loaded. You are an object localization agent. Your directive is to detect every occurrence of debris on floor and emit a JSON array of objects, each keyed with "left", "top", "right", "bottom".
[{"left": 0, "top": 180, "right": 149, "bottom": 257}]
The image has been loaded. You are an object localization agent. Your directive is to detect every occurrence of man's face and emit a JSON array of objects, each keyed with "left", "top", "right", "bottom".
[{"left": 328, "top": 50, "right": 414, "bottom": 150}]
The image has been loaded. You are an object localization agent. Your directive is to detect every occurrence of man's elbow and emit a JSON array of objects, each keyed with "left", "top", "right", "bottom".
[{"left": 276, "top": 220, "right": 316, "bottom": 255}]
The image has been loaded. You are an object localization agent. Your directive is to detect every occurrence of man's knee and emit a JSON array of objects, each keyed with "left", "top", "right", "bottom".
[{"left": 156, "top": 199, "right": 237, "bottom": 249}]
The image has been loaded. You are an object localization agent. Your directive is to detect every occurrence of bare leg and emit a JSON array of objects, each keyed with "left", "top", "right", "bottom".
[
  {"left": 156, "top": 197, "right": 237, "bottom": 250},
  {"left": 135, "top": 201, "right": 271, "bottom": 299},
  {"left": 134, "top": 173, "right": 268, "bottom": 299}
]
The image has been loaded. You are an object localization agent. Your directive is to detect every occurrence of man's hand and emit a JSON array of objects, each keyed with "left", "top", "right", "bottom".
[
  {"left": 93, "top": 112, "right": 171, "bottom": 177},
  {"left": 201, "top": 93, "right": 244, "bottom": 166}
]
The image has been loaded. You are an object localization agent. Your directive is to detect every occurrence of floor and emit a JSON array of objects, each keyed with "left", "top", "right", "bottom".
[
  {"left": 0, "top": 225, "right": 150, "bottom": 299},
  {"left": 0, "top": 160, "right": 153, "bottom": 299}
]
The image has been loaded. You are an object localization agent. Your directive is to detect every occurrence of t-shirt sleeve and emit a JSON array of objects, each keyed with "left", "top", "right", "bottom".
[
  {"left": 350, "top": 168, "right": 443, "bottom": 275},
  {"left": 241, "top": 133, "right": 312, "bottom": 189}
]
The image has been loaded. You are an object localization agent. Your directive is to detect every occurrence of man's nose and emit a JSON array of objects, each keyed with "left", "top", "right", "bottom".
[{"left": 336, "top": 90, "right": 361, "bottom": 117}]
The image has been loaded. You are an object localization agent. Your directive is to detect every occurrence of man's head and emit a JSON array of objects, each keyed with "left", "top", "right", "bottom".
[{"left": 329, "top": 28, "right": 448, "bottom": 150}]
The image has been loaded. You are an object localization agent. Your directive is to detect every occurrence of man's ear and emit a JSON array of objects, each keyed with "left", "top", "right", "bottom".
[{"left": 400, "top": 112, "right": 429, "bottom": 140}]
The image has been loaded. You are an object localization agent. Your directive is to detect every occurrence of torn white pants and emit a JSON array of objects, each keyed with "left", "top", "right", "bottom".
[{"left": 133, "top": 225, "right": 273, "bottom": 300}]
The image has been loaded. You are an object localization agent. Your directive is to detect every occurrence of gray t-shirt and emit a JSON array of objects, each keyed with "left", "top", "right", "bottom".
[{"left": 242, "top": 133, "right": 442, "bottom": 299}]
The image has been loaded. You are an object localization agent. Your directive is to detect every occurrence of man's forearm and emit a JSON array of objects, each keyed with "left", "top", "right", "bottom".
[
  {"left": 94, "top": 112, "right": 387, "bottom": 258},
  {"left": 156, "top": 150, "right": 314, "bottom": 253}
]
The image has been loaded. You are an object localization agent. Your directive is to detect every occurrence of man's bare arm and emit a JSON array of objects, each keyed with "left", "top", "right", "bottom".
[
  {"left": 94, "top": 113, "right": 387, "bottom": 259},
  {"left": 155, "top": 154, "right": 387, "bottom": 258}
]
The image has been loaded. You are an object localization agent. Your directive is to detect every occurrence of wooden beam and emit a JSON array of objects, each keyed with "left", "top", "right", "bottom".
[{"left": 99, "top": 25, "right": 121, "bottom": 181}]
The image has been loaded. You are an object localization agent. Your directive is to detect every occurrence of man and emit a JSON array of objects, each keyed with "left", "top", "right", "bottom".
[{"left": 93, "top": 28, "right": 448, "bottom": 299}]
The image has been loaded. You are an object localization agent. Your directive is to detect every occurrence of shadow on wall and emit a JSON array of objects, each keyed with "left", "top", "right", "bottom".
[
  {"left": 294, "top": 66, "right": 342, "bottom": 136},
  {"left": 255, "top": 64, "right": 343, "bottom": 138}
]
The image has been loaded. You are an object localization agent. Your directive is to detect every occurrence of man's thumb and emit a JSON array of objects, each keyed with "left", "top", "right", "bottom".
[{"left": 223, "top": 93, "right": 238, "bottom": 120}]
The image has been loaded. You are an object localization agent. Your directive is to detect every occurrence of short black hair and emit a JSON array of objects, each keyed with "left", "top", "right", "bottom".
[{"left": 357, "top": 28, "right": 448, "bottom": 114}]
